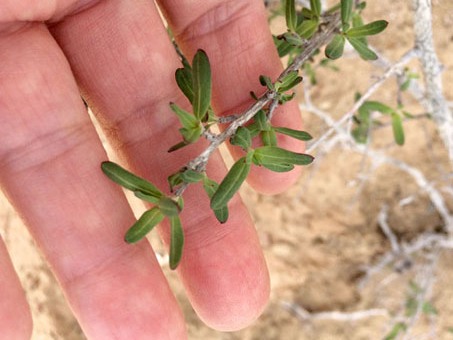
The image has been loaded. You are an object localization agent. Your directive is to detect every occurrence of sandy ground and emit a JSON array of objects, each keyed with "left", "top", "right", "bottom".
[{"left": 1, "top": 1, "right": 452, "bottom": 339}]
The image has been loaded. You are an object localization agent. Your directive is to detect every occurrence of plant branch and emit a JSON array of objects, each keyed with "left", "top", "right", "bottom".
[
  {"left": 306, "top": 49, "right": 416, "bottom": 154},
  {"left": 282, "top": 302, "right": 389, "bottom": 321},
  {"left": 180, "top": 13, "right": 341, "bottom": 182},
  {"left": 412, "top": 0, "right": 453, "bottom": 163}
]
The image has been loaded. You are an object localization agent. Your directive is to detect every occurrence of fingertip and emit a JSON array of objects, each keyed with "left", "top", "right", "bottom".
[{"left": 177, "top": 200, "right": 270, "bottom": 332}]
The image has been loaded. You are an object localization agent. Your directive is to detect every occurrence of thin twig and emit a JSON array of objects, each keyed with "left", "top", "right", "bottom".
[
  {"left": 282, "top": 302, "right": 389, "bottom": 321},
  {"left": 306, "top": 50, "right": 417, "bottom": 154},
  {"left": 378, "top": 205, "right": 401, "bottom": 254}
]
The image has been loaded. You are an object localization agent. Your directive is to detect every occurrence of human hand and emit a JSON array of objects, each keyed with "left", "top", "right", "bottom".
[{"left": 0, "top": 1, "right": 303, "bottom": 338}]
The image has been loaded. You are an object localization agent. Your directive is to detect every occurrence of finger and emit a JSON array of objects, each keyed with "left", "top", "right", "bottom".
[
  {"left": 158, "top": 0, "right": 305, "bottom": 195},
  {"left": 0, "top": 237, "right": 32, "bottom": 338},
  {"left": 0, "top": 24, "right": 186, "bottom": 339},
  {"left": 49, "top": 0, "right": 270, "bottom": 331}
]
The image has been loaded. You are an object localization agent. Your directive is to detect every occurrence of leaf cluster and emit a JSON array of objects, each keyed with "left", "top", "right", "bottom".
[
  {"left": 101, "top": 2, "right": 390, "bottom": 269},
  {"left": 352, "top": 100, "right": 410, "bottom": 145},
  {"left": 326, "top": 0, "right": 387, "bottom": 60},
  {"left": 101, "top": 49, "right": 313, "bottom": 269}
]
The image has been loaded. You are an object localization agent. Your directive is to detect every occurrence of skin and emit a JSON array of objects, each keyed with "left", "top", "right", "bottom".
[{"left": 0, "top": 0, "right": 304, "bottom": 338}]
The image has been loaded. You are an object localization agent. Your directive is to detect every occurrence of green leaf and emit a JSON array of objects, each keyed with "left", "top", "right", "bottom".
[
  {"left": 281, "top": 32, "right": 305, "bottom": 46},
  {"left": 134, "top": 190, "right": 160, "bottom": 204},
  {"left": 341, "top": 0, "right": 353, "bottom": 27},
  {"left": 285, "top": 0, "right": 297, "bottom": 32},
  {"left": 180, "top": 169, "right": 205, "bottom": 183},
  {"left": 273, "top": 127, "right": 313, "bottom": 141},
  {"left": 192, "top": 49, "right": 212, "bottom": 121},
  {"left": 261, "top": 162, "right": 295, "bottom": 172},
  {"left": 169, "top": 216, "right": 184, "bottom": 270},
  {"left": 351, "top": 13, "right": 368, "bottom": 45},
  {"left": 346, "top": 20, "right": 388, "bottom": 37},
  {"left": 180, "top": 125, "right": 202, "bottom": 143},
  {"left": 245, "top": 122, "right": 261, "bottom": 138},
  {"left": 158, "top": 196, "right": 181, "bottom": 217},
  {"left": 175, "top": 67, "right": 193, "bottom": 103},
  {"left": 168, "top": 141, "right": 188, "bottom": 153},
  {"left": 261, "top": 129, "right": 278, "bottom": 146},
  {"left": 210, "top": 157, "right": 251, "bottom": 210},
  {"left": 253, "top": 146, "right": 314, "bottom": 166},
  {"left": 346, "top": 36, "right": 378, "bottom": 60},
  {"left": 168, "top": 172, "right": 184, "bottom": 192},
  {"left": 361, "top": 101, "right": 394, "bottom": 115},
  {"left": 325, "top": 34, "right": 345, "bottom": 60},
  {"left": 275, "top": 71, "right": 303, "bottom": 92},
  {"left": 125, "top": 207, "right": 164, "bottom": 243},
  {"left": 255, "top": 110, "right": 270, "bottom": 131},
  {"left": 391, "top": 113, "right": 405, "bottom": 145},
  {"left": 259, "top": 75, "right": 274, "bottom": 91},
  {"left": 274, "top": 35, "right": 297, "bottom": 58},
  {"left": 230, "top": 126, "right": 252, "bottom": 151},
  {"left": 101, "top": 161, "right": 163, "bottom": 198},
  {"left": 384, "top": 322, "right": 407, "bottom": 340},
  {"left": 422, "top": 302, "right": 438, "bottom": 315},
  {"left": 310, "top": 0, "right": 322, "bottom": 16},
  {"left": 202, "top": 177, "right": 229, "bottom": 223},
  {"left": 170, "top": 102, "right": 199, "bottom": 128},
  {"left": 296, "top": 19, "right": 318, "bottom": 39}
]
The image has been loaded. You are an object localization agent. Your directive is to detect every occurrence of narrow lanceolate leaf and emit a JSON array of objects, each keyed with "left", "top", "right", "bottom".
[
  {"left": 230, "top": 126, "right": 252, "bottom": 151},
  {"left": 170, "top": 102, "right": 199, "bottom": 128},
  {"left": 325, "top": 34, "right": 345, "bottom": 60},
  {"left": 341, "top": 0, "right": 353, "bottom": 28},
  {"left": 192, "top": 49, "right": 212, "bottom": 121},
  {"left": 261, "top": 129, "right": 278, "bottom": 146},
  {"left": 361, "top": 101, "right": 394, "bottom": 115},
  {"left": 259, "top": 75, "right": 274, "bottom": 91},
  {"left": 168, "top": 141, "right": 188, "bottom": 153},
  {"left": 175, "top": 67, "right": 193, "bottom": 103},
  {"left": 285, "top": 0, "right": 297, "bottom": 32},
  {"left": 134, "top": 191, "right": 160, "bottom": 204},
  {"left": 169, "top": 216, "right": 184, "bottom": 270},
  {"left": 346, "top": 20, "right": 388, "bottom": 37},
  {"left": 180, "top": 125, "right": 202, "bottom": 143},
  {"left": 310, "top": 0, "right": 322, "bottom": 16},
  {"left": 276, "top": 71, "right": 303, "bottom": 93},
  {"left": 281, "top": 32, "right": 304, "bottom": 46},
  {"left": 391, "top": 113, "right": 405, "bottom": 145},
  {"left": 202, "top": 177, "right": 229, "bottom": 223},
  {"left": 255, "top": 110, "right": 270, "bottom": 131},
  {"left": 254, "top": 146, "right": 314, "bottom": 166},
  {"left": 158, "top": 196, "right": 181, "bottom": 217},
  {"left": 261, "top": 162, "right": 295, "bottom": 173},
  {"left": 125, "top": 207, "right": 164, "bottom": 243},
  {"left": 101, "top": 161, "right": 163, "bottom": 198},
  {"left": 273, "top": 127, "right": 313, "bottom": 141},
  {"left": 296, "top": 19, "right": 318, "bottom": 39},
  {"left": 210, "top": 157, "right": 251, "bottom": 210},
  {"left": 180, "top": 169, "right": 205, "bottom": 183},
  {"left": 351, "top": 13, "right": 368, "bottom": 45},
  {"left": 347, "top": 36, "right": 378, "bottom": 60}
]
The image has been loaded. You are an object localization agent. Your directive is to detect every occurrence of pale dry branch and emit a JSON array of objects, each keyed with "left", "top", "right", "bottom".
[
  {"left": 412, "top": 0, "right": 453, "bottom": 163},
  {"left": 378, "top": 205, "right": 401, "bottom": 254},
  {"left": 282, "top": 301, "right": 389, "bottom": 322},
  {"left": 306, "top": 50, "right": 416, "bottom": 154}
]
